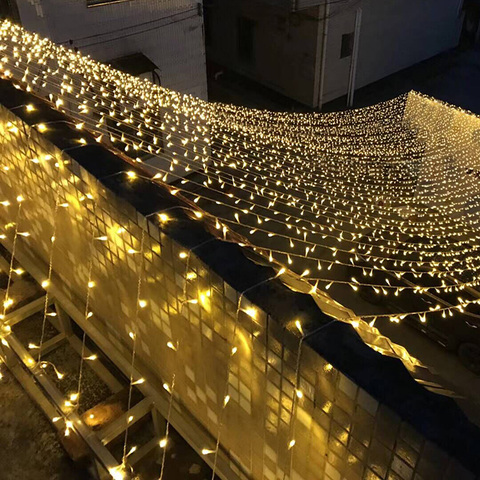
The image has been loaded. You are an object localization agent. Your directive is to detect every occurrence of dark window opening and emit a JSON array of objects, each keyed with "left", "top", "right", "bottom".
[
  {"left": 237, "top": 17, "right": 256, "bottom": 64},
  {"left": 340, "top": 32, "right": 354, "bottom": 59},
  {"left": 203, "top": 3, "right": 212, "bottom": 47}
]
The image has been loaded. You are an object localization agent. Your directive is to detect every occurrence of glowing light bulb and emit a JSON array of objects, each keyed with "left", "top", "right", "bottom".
[
  {"left": 295, "top": 320, "right": 304, "bottom": 335},
  {"left": 202, "top": 448, "right": 215, "bottom": 455}
]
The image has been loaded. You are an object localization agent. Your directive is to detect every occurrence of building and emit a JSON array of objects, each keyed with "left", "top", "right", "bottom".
[
  {"left": 2, "top": 0, "right": 207, "bottom": 99},
  {"left": 2, "top": 21, "right": 480, "bottom": 480},
  {"left": 205, "top": 0, "right": 464, "bottom": 108}
]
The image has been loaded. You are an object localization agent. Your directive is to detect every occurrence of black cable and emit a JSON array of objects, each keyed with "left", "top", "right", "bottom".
[
  {"left": 79, "top": 12, "right": 198, "bottom": 49},
  {"left": 60, "top": 6, "right": 197, "bottom": 46}
]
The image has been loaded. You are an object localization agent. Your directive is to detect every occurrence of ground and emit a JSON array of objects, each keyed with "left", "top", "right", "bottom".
[
  {"left": 208, "top": 45, "right": 480, "bottom": 116},
  {"left": 0, "top": 369, "right": 89, "bottom": 480},
  {"left": 330, "top": 46, "right": 480, "bottom": 114}
]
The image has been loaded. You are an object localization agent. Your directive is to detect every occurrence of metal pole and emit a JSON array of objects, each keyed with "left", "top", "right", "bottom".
[
  {"left": 318, "top": 0, "right": 330, "bottom": 110},
  {"left": 347, "top": 7, "right": 362, "bottom": 108}
]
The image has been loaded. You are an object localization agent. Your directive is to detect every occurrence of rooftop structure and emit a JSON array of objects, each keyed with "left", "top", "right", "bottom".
[
  {"left": 1, "top": 20, "right": 480, "bottom": 480},
  {"left": 4, "top": 0, "right": 207, "bottom": 99}
]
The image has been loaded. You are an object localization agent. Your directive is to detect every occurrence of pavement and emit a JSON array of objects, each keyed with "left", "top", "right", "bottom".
[
  {"left": 326, "top": 45, "right": 480, "bottom": 115},
  {"left": 208, "top": 45, "right": 480, "bottom": 116},
  {"left": 0, "top": 369, "right": 88, "bottom": 480}
]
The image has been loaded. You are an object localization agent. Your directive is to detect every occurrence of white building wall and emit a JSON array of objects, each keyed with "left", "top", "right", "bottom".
[
  {"left": 14, "top": 0, "right": 207, "bottom": 99},
  {"left": 207, "top": 0, "right": 462, "bottom": 107},
  {"left": 322, "top": 0, "right": 463, "bottom": 103}
]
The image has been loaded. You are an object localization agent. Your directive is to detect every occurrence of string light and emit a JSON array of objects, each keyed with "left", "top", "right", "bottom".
[
  {"left": 3, "top": 20, "right": 480, "bottom": 478},
  {"left": 3, "top": 19, "right": 478, "bottom": 332}
]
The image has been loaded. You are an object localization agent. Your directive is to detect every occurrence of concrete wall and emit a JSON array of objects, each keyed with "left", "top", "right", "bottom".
[
  {"left": 206, "top": 0, "right": 321, "bottom": 106},
  {"left": 207, "top": 0, "right": 462, "bottom": 107},
  {"left": 0, "top": 103, "right": 476, "bottom": 480},
  {"left": 323, "top": 0, "right": 463, "bottom": 103},
  {"left": 14, "top": 0, "right": 208, "bottom": 99}
]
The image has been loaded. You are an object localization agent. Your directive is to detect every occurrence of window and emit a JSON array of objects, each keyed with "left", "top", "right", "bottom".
[
  {"left": 340, "top": 32, "right": 354, "bottom": 59},
  {"left": 203, "top": 2, "right": 213, "bottom": 47},
  {"left": 237, "top": 17, "right": 256, "bottom": 64}
]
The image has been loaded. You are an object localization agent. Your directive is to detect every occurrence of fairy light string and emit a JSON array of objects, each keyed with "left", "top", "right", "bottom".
[
  {"left": 282, "top": 319, "right": 337, "bottom": 480},
  {"left": 36, "top": 174, "right": 62, "bottom": 366},
  {"left": 74, "top": 208, "right": 97, "bottom": 413},
  {"left": 1, "top": 30, "right": 477, "bottom": 327},
  {"left": 1, "top": 18, "right": 480, "bottom": 420},
  {"left": 122, "top": 226, "right": 146, "bottom": 469},
  {"left": 0, "top": 111, "right": 37, "bottom": 342},
  {"left": 1, "top": 197, "right": 23, "bottom": 323},
  {"left": 210, "top": 269, "right": 285, "bottom": 479}
]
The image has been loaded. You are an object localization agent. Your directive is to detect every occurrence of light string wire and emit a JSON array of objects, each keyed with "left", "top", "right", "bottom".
[
  {"left": 36, "top": 171, "right": 61, "bottom": 366},
  {"left": 74, "top": 204, "right": 97, "bottom": 413},
  {"left": 283, "top": 319, "right": 338, "bottom": 480},
  {"left": 0, "top": 115, "right": 37, "bottom": 340},
  {"left": 2, "top": 56, "right": 476, "bottom": 262},
  {"left": 2, "top": 23, "right": 480, "bottom": 365},
  {"left": 122, "top": 226, "right": 146, "bottom": 469},
  {"left": 210, "top": 268, "right": 285, "bottom": 479},
  {"left": 158, "top": 371, "right": 175, "bottom": 480},
  {"left": 0, "top": 200, "right": 22, "bottom": 322}
]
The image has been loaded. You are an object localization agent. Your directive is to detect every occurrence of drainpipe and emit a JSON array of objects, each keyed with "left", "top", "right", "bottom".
[
  {"left": 317, "top": 0, "right": 330, "bottom": 110},
  {"left": 347, "top": 7, "right": 362, "bottom": 108}
]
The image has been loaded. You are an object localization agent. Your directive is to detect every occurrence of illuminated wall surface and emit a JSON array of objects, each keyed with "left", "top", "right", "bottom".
[
  {"left": 1, "top": 21, "right": 480, "bottom": 480},
  {"left": 0, "top": 92, "right": 479, "bottom": 480}
]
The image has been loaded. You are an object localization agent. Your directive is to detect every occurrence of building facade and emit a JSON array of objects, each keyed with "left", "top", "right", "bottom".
[
  {"left": 7, "top": 0, "right": 208, "bottom": 99},
  {"left": 205, "top": 0, "right": 464, "bottom": 107}
]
